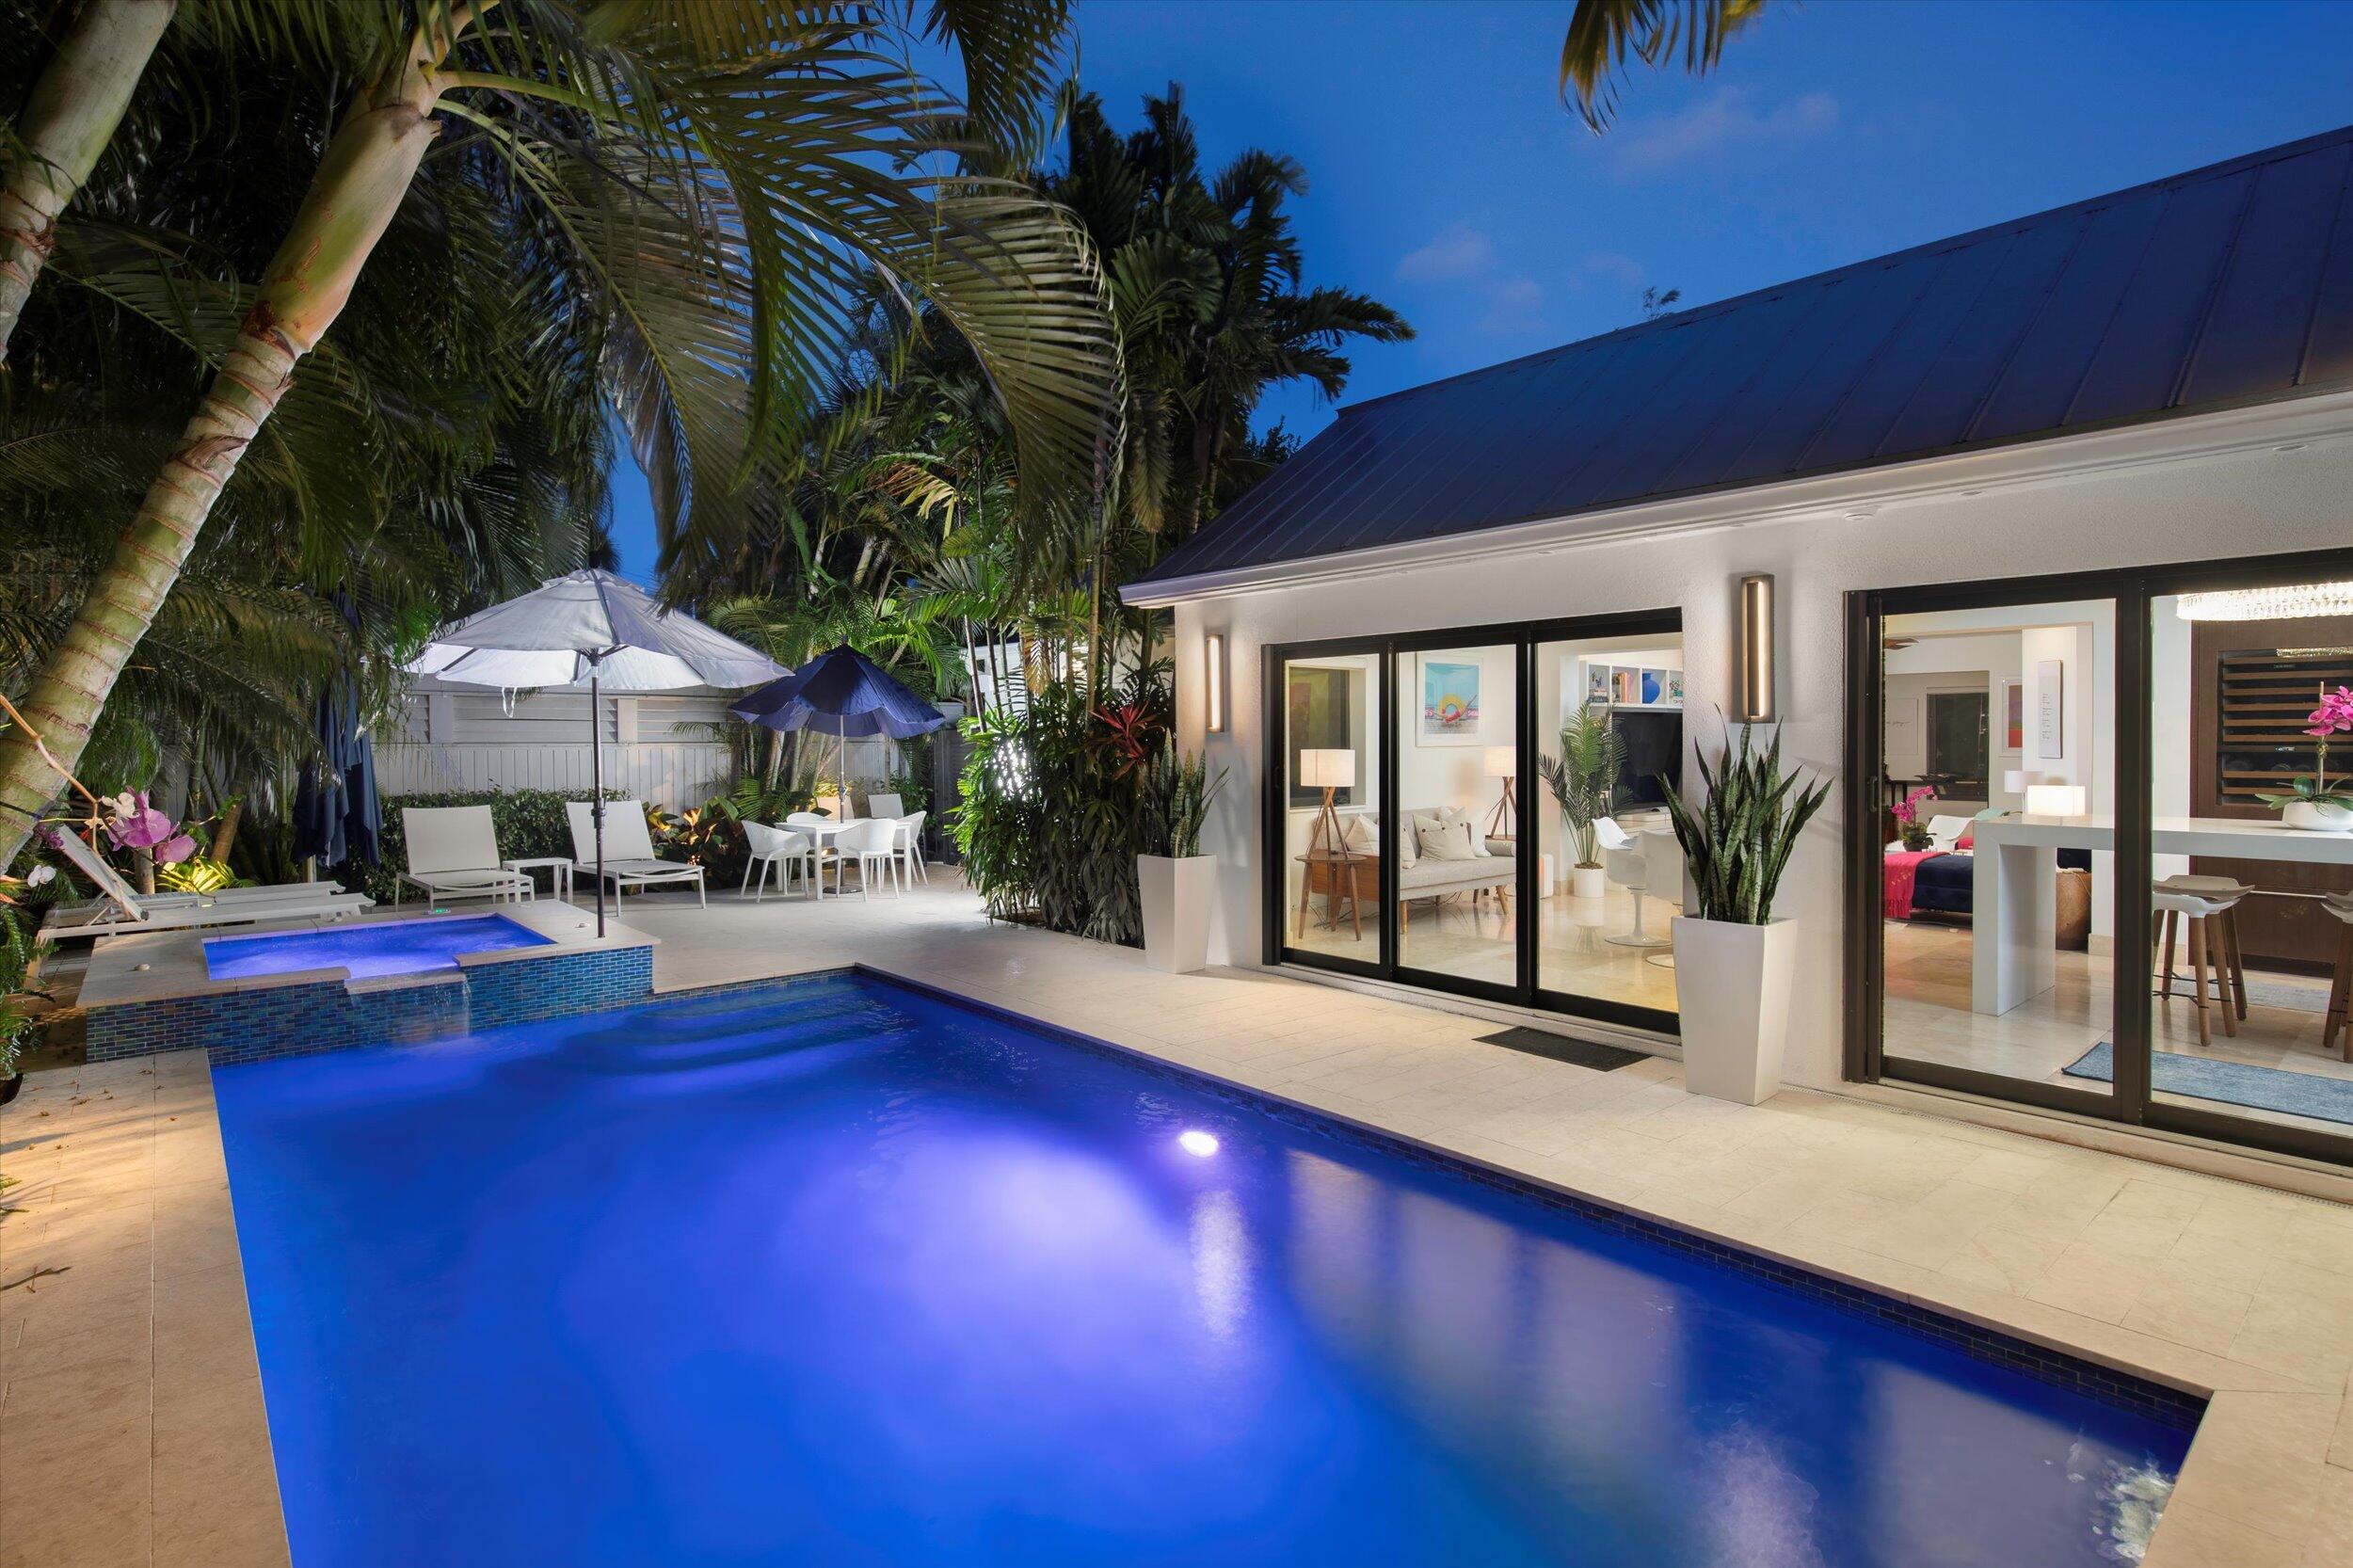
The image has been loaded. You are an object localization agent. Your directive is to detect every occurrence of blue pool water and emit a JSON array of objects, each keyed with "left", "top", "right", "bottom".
[
  {"left": 214, "top": 974, "right": 2193, "bottom": 1567},
  {"left": 202, "top": 914, "right": 550, "bottom": 981}
]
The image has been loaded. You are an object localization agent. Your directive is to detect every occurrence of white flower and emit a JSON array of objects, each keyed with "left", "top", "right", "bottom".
[{"left": 25, "top": 865, "right": 54, "bottom": 887}]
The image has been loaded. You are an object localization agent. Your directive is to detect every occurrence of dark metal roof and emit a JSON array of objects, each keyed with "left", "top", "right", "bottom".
[{"left": 1131, "top": 126, "right": 2353, "bottom": 594}]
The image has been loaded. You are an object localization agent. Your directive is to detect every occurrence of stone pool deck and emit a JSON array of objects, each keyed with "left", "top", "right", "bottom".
[{"left": 4, "top": 872, "right": 2351, "bottom": 1564}]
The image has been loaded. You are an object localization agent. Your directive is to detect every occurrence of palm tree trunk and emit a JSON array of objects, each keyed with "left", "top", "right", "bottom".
[
  {"left": 0, "top": 0, "right": 178, "bottom": 357},
  {"left": 0, "top": 67, "right": 440, "bottom": 868}
]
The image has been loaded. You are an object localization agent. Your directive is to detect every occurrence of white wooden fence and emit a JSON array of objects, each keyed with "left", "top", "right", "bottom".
[{"left": 379, "top": 678, "right": 945, "bottom": 812}]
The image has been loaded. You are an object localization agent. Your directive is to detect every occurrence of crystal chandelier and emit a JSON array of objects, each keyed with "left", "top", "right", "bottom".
[{"left": 2175, "top": 581, "right": 2353, "bottom": 621}]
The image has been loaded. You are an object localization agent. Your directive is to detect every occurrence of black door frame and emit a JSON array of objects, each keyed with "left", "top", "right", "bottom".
[
  {"left": 1845, "top": 547, "right": 2353, "bottom": 1168},
  {"left": 1266, "top": 609, "right": 1684, "bottom": 1036}
]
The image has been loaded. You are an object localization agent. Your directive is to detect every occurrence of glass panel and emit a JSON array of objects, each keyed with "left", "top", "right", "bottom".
[
  {"left": 1531, "top": 634, "right": 1682, "bottom": 1016},
  {"left": 2145, "top": 582, "right": 2353, "bottom": 1144},
  {"left": 1281, "top": 651, "right": 1382, "bottom": 965},
  {"left": 1394, "top": 645, "right": 1520, "bottom": 989},
  {"left": 1878, "top": 600, "right": 2117, "bottom": 1100}
]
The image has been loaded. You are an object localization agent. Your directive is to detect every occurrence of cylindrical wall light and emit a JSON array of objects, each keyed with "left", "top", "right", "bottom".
[
  {"left": 1734, "top": 573, "right": 1776, "bottom": 722},
  {"left": 1204, "top": 632, "right": 1227, "bottom": 733}
]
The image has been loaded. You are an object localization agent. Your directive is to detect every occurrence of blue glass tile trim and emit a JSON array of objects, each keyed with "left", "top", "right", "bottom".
[{"left": 84, "top": 945, "right": 653, "bottom": 1066}]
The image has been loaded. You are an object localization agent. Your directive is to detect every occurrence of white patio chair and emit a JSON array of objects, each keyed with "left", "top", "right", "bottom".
[
  {"left": 566, "top": 800, "right": 706, "bottom": 908},
  {"left": 37, "top": 827, "right": 375, "bottom": 940},
  {"left": 397, "top": 806, "right": 534, "bottom": 905},
  {"left": 889, "top": 808, "right": 928, "bottom": 885},
  {"left": 866, "top": 792, "right": 904, "bottom": 820},
  {"left": 836, "top": 817, "right": 901, "bottom": 899},
  {"left": 741, "top": 822, "right": 817, "bottom": 903}
]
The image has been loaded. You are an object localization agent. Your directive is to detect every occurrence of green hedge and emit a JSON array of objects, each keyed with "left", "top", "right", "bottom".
[{"left": 360, "top": 788, "right": 628, "bottom": 904}]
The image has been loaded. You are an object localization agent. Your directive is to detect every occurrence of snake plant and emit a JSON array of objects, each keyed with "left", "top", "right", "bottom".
[{"left": 1658, "top": 718, "right": 1832, "bottom": 926}]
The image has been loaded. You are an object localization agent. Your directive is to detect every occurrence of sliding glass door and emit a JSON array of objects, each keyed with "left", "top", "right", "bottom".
[
  {"left": 1268, "top": 613, "right": 1682, "bottom": 1035},
  {"left": 1849, "top": 551, "right": 2353, "bottom": 1168}
]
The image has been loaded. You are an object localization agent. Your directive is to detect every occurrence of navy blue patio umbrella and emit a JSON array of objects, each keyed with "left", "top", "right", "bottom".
[{"left": 729, "top": 645, "right": 950, "bottom": 813}]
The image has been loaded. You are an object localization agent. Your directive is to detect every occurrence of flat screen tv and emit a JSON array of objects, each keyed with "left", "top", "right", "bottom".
[{"left": 1611, "top": 709, "right": 1683, "bottom": 809}]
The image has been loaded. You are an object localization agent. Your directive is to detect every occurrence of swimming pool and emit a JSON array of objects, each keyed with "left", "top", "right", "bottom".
[
  {"left": 202, "top": 913, "right": 552, "bottom": 981},
  {"left": 215, "top": 972, "right": 2194, "bottom": 1567}
]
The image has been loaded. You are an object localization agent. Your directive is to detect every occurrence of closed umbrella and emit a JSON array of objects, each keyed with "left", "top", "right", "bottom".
[
  {"left": 293, "top": 675, "right": 382, "bottom": 873},
  {"left": 409, "top": 569, "right": 787, "bottom": 936},
  {"left": 729, "top": 645, "right": 950, "bottom": 818}
]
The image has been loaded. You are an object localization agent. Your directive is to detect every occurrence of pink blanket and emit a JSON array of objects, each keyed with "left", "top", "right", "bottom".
[{"left": 1882, "top": 851, "right": 1945, "bottom": 920}]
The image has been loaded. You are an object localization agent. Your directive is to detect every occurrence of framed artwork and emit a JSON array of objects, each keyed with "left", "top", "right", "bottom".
[
  {"left": 1584, "top": 663, "right": 1611, "bottom": 705},
  {"left": 1611, "top": 666, "right": 1640, "bottom": 705},
  {"left": 1417, "top": 657, "right": 1482, "bottom": 744},
  {"left": 1640, "top": 667, "right": 1667, "bottom": 705},
  {"left": 1999, "top": 678, "right": 2024, "bottom": 754},
  {"left": 2036, "top": 660, "right": 2064, "bottom": 760},
  {"left": 1667, "top": 669, "right": 1686, "bottom": 705}
]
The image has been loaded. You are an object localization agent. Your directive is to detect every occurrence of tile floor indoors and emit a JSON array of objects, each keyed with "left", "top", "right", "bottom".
[{"left": 3, "top": 871, "right": 2350, "bottom": 1566}]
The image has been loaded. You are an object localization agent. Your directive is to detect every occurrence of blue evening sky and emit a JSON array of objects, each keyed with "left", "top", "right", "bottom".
[{"left": 605, "top": 0, "right": 2353, "bottom": 584}]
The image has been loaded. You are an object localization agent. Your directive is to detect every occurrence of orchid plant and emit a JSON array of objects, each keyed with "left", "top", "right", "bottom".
[
  {"left": 1891, "top": 785, "right": 1939, "bottom": 852},
  {"left": 2257, "top": 684, "right": 2353, "bottom": 814}
]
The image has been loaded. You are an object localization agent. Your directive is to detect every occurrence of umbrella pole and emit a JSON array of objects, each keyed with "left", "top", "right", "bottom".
[{"left": 591, "top": 666, "right": 606, "bottom": 938}]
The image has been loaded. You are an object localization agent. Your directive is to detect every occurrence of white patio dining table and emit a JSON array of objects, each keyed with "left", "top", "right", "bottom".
[{"left": 791, "top": 817, "right": 869, "bottom": 897}]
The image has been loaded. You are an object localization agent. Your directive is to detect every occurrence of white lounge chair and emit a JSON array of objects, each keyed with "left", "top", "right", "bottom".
[
  {"left": 396, "top": 807, "right": 534, "bottom": 905},
  {"left": 566, "top": 800, "right": 706, "bottom": 907},
  {"left": 741, "top": 822, "right": 817, "bottom": 902},
  {"left": 37, "top": 826, "right": 375, "bottom": 941}
]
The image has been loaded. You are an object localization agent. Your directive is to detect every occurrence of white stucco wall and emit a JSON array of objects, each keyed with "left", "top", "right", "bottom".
[{"left": 1155, "top": 420, "right": 2353, "bottom": 1096}]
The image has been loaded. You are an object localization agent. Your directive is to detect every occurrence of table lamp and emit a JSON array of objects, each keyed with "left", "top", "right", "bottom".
[
  {"left": 2024, "top": 783, "right": 2086, "bottom": 818},
  {"left": 1299, "top": 748, "right": 1356, "bottom": 856},
  {"left": 1483, "top": 745, "right": 1517, "bottom": 838}
]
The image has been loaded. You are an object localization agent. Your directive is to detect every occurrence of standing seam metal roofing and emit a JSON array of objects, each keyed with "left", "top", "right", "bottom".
[{"left": 1130, "top": 125, "right": 2353, "bottom": 591}]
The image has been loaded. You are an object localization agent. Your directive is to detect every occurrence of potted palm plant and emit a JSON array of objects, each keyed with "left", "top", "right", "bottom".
[
  {"left": 1137, "top": 744, "right": 1228, "bottom": 972},
  {"left": 1538, "top": 705, "right": 1624, "bottom": 898},
  {"left": 1659, "top": 720, "right": 1832, "bottom": 1104}
]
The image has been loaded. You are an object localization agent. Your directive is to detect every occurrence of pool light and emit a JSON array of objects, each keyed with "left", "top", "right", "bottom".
[{"left": 1178, "top": 1129, "right": 1220, "bottom": 1158}]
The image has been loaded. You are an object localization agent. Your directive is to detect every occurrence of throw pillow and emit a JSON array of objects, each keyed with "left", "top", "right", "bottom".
[
  {"left": 1417, "top": 816, "right": 1480, "bottom": 860},
  {"left": 1438, "top": 806, "right": 1489, "bottom": 856}
]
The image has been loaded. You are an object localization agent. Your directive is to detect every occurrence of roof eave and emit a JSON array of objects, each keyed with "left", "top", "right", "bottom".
[{"left": 1121, "top": 389, "right": 2353, "bottom": 609}]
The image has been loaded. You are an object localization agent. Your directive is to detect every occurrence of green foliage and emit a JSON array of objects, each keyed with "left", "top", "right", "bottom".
[
  {"left": 1537, "top": 704, "right": 1625, "bottom": 867},
  {"left": 361, "top": 789, "right": 627, "bottom": 905},
  {"left": 0, "top": 908, "right": 47, "bottom": 1079},
  {"left": 1141, "top": 741, "right": 1226, "bottom": 860},
  {"left": 156, "top": 856, "right": 237, "bottom": 893},
  {"left": 953, "top": 672, "right": 1171, "bottom": 944},
  {"left": 1657, "top": 718, "right": 1832, "bottom": 926}
]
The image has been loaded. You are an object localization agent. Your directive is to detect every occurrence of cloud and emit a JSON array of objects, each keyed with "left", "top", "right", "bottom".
[
  {"left": 1580, "top": 251, "right": 1646, "bottom": 290},
  {"left": 1610, "top": 89, "right": 1838, "bottom": 177},
  {"left": 1478, "top": 276, "right": 1545, "bottom": 335},
  {"left": 1397, "top": 222, "right": 1497, "bottom": 283}
]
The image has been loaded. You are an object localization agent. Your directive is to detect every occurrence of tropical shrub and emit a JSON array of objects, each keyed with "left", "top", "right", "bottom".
[
  {"left": 1539, "top": 704, "right": 1625, "bottom": 869},
  {"left": 0, "top": 907, "right": 48, "bottom": 1080},
  {"left": 953, "top": 672, "right": 1171, "bottom": 944},
  {"left": 361, "top": 789, "right": 628, "bottom": 905}
]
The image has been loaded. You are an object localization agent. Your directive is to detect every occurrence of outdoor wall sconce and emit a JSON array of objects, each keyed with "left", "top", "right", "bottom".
[
  {"left": 1204, "top": 632, "right": 1226, "bottom": 733},
  {"left": 1734, "top": 573, "right": 1776, "bottom": 722}
]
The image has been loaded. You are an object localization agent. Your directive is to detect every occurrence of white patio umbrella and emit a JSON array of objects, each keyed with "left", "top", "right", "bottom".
[{"left": 408, "top": 569, "right": 787, "bottom": 936}]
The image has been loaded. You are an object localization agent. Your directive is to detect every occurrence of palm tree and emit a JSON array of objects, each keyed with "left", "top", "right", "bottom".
[
  {"left": 1559, "top": 0, "right": 1772, "bottom": 131},
  {"left": 0, "top": 1, "right": 1118, "bottom": 867},
  {"left": 0, "top": 0, "right": 176, "bottom": 354}
]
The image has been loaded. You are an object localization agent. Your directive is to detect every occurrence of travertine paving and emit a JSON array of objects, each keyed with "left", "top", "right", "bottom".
[{"left": 5, "top": 872, "right": 2349, "bottom": 1565}]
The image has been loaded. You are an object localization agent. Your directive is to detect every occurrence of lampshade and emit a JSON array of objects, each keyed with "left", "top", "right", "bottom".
[
  {"left": 2003, "top": 770, "right": 2031, "bottom": 794},
  {"left": 1483, "top": 746, "right": 1516, "bottom": 777},
  {"left": 2024, "top": 783, "right": 2086, "bottom": 817},
  {"left": 1299, "top": 748, "right": 1355, "bottom": 790}
]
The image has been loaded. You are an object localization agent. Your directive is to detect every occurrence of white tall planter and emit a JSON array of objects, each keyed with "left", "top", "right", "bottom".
[
  {"left": 1139, "top": 855, "right": 1216, "bottom": 973},
  {"left": 1671, "top": 916, "right": 1799, "bottom": 1104}
]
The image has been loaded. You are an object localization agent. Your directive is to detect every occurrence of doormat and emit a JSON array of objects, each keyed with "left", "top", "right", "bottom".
[
  {"left": 1476, "top": 1027, "right": 1648, "bottom": 1072},
  {"left": 2062, "top": 1041, "right": 2353, "bottom": 1128}
]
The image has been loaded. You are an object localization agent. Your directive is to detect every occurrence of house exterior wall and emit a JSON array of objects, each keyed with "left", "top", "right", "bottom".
[{"left": 1163, "top": 424, "right": 2353, "bottom": 1095}]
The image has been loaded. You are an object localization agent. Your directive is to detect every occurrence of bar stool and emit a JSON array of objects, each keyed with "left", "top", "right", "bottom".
[
  {"left": 2153, "top": 883, "right": 2247, "bottom": 1048},
  {"left": 2322, "top": 894, "right": 2353, "bottom": 1063},
  {"left": 2154, "top": 874, "right": 2254, "bottom": 1021}
]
